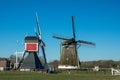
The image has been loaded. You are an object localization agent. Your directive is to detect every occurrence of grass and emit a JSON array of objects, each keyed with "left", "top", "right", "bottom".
[{"left": 0, "top": 70, "right": 120, "bottom": 80}]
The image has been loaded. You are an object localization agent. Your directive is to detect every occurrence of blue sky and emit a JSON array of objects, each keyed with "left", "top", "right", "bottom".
[{"left": 0, "top": 0, "right": 120, "bottom": 62}]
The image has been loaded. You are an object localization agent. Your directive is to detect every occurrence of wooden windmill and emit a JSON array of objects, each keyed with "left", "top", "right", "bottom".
[
  {"left": 18, "top": 13, "right": 48, "bottom": 71},
  {"left": 53, "top": 16, "right": 95, "bottom": 69}
]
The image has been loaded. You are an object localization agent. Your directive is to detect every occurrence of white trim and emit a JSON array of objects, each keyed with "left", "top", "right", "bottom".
[
  {"left": 58, "top": 65, "right": 79, "bottom": 69},
  {"left": 20, "top": 69, "right": 30, "bottom": 71}
]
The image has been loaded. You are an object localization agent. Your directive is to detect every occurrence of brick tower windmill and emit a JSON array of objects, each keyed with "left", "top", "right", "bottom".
[
  {"left": 53, "top": 16, "right": 95, "bottom": 69},
  {"left": 18, "top": 13, "right": 48, "bottom": 71}
]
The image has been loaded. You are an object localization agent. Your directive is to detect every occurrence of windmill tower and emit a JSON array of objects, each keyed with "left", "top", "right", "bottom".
[
  {"left": 18, "top": 13, "right": 48, "bottom": 71},
  {"left": 53, "top": 16, "right": 95, "bottom": 69}
]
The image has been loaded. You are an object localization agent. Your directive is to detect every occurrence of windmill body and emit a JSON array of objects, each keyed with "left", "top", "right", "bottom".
[
  {"left": 58, "top": 44, "right": 79, "bottom": 69},
  {"left": 53, "top": 16, "right": 95, "bottom": 69},
  {"left": 18, "top": 13, "right": 48, "bottom": 71},
  {"left": 19, "top": 36, "right": 43, "bottom": 71}
]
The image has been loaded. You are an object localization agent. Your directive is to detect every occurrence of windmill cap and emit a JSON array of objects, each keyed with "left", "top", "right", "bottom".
[{"left": 25, "top": 36, "right": 39, "bottom": 43}]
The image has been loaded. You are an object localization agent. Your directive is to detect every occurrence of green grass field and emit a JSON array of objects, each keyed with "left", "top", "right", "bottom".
[{"left": 0, "top": 71, "right": 120, "bottom": 80}]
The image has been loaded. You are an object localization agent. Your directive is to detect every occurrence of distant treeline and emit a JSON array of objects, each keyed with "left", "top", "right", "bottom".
[
  {"left": 81, "top": 60, "right": 120, "bottom": 68},
  {"left": 0, "top": 56, "right": 120, "bottom": 68},
  {"left": 49, "top": 60, "right": 120, "bottom": 68}
]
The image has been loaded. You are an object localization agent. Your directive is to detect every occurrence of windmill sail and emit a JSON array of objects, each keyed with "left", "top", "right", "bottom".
[
  {"left": 72, "top": 16, "right": 76, "bottom": 39},
  {"left": 36, "top": 12, "right": 48, "bottom": 71},
  {"left": 36, "top": 12, "right": 41, "bottom": 38},
  {"left": 41, "top": 45, "right": 48, "bottom": 70}
]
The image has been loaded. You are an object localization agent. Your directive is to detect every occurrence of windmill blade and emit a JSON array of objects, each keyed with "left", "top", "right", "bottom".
[
  {"left": 35, "top": 30, "right": 39, "bottom": 38},
  {"left": 41, "top": 45, "right": 48, "bottom": 71},
  {"left": 37, "top": 40, "right": 45, "bottom": 55},
  {"left": 77, "top": 40, "right": 95, "bottom": 46},
  {"left": 34, "top": 27, "right": 39, "bottom": 37},
  {"left": 72, "top": 16, "right": 76, "bottom": 39},
  {"left": 77, "top": 43, "right": 95, "bottom": 48},
  {"left": 17, "top": 51, "right": 26, "bottom": 69},
  {"left": 36, "top": 12, "right": 41, "bottom": 39},
  {"left": 40, "top": 40, "right": 46, "bottom": 47},
  {"left": 53, "top": 35, "right": 72, "bottom": 40}
]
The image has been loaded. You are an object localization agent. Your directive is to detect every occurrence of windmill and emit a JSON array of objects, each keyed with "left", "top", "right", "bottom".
[
  {"left": 18, "top": 12, "right": 48, "bottom": 71},
  {"left": 53, "top": 16, "right": 95, "bottom": 69}
]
